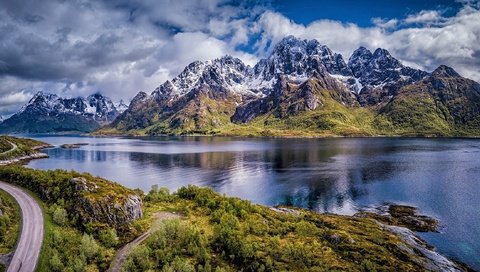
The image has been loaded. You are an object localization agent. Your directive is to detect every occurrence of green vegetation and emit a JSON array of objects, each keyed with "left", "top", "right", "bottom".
[
  {"left": 0, "top": 166, "right": 142, "bottom": 272},
  {"left": 125, "top": 185, "right": 429, "bottom": 271},
  {"left": 96, "top": 74, "right": 480, "bottom": 138},
  {"left": 0, "top": 166, "right": 141, "bottom": 239},
  {"left": 0, "top": 136, "right": 48, "bottom": 161},
  {"left": 0, "top": 189, "right": 21, "bottom": 254},
  {"left": 31, "top": 190, "right": 117, "bottom": 272}
]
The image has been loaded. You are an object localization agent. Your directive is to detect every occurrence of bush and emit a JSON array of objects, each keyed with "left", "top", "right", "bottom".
[
  {"left": 52, "top": 207, "right": 68, "bottom": 226},
  {"left": 49, "top": 249, "right": 64, "bottom": 272},
  {"left": 80, "top": 234, "right": 99, "bottom": 260},
  {"left": 99, "top": 228, "right": 119, "bottom": 248}
]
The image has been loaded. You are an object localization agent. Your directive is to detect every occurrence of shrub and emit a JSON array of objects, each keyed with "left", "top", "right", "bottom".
[
  {"left": 99, "top": 228, "right": 119, "bottom": 248},
  {"left": 52, "top": 207, "right": 68, "bottom": 226},
  {"left": 80, "top": 234, "right": 100, "bottom": 260}
]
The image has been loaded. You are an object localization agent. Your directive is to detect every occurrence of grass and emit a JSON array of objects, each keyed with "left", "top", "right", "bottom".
[
  {"left": 0, "top": 189, "right": 21, "bottom": 254},
  {"left": 124, "top": 185, "right": 429, "bottom": 271}
]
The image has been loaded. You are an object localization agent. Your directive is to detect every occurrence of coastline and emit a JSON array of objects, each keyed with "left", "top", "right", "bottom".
[
  {"left": 0, "top": 143, "right": 52, "bottom": 166},
  {"left": 0, "top": 138, "right": 475, "bottom": 271}
]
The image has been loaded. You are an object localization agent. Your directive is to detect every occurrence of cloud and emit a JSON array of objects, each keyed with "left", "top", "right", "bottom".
[
  {"left": 0, "top": 0, "right": 261, "bottom": 114},
  {"left": 372, "top": 18, "right": 399, "bottom": 29},
  {"left": 0, "top": 89, "right": 32, "bottom": 116},
  {"left": 404, "top": 10, "right": 443, "bottom": 24},
  {"left": 0, "top": 0, "right": 478, "bottom": 116},
  {"left": 253, "top": 6, "right": 480, "bottom": 81}
]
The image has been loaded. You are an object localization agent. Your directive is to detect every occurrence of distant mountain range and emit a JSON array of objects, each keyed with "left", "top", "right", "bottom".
[
  {"left": 2, "top": 36, "right": 480, "bottom": 136},
  {"left": 104, "top": 36, "right": 480, "bottom": 136},
  {"left": 0, "top": 92, "right": 127, "bottom": 133}
]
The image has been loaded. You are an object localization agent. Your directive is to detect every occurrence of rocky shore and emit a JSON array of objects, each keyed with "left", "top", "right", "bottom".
[
  {"left": 355, "top": 203, "right": 472, "bottom": 272},
  {"left": 0, "top": 152, "right": 49, "bottom": 166}
]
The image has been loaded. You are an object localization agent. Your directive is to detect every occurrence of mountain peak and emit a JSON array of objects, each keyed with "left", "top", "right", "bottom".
[
  {"left": 373, "top": 48, "right": 392, "bottom": 57},
  {"left": 276, "top": 35, "right": 305, "bottom": 48},
  {"left": 432, "top": 65, "right": 461, "bottom": 78}
]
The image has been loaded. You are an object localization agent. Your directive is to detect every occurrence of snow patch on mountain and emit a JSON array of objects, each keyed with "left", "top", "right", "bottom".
[
  {"left": 18, "top": 92, "right": 121, "bottom": 124},
  {"left": 140, "top": 36, "right": 428, "bottom": 104}
]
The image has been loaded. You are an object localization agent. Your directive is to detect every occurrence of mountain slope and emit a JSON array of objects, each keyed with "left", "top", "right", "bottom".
[
  {"left": 379, "top": 65, "right": 480, "bottom": 135},
  {"left": 348, "top": 47, "right": 428, "bottom": 106},
  {"left": 101, "top": 36, "right": 480, "bottom": 137},
  {"left": 0, "top": 92, "right": 122, "bottom": 133}
]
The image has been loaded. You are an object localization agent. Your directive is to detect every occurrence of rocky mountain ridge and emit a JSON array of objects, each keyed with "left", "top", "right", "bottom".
[
  {"left": 107, "top": 35, "right": 480, "bottom": 136},
  {"left": 0, "top": 92, "right": 127, "bottom": 133}
]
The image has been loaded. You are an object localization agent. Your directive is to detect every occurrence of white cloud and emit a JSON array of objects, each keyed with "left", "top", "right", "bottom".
[
  {"left": 0, "top": 0, "right": 479, "bottom": 116},
  {"left": 404, "top": 10, "right": 443, "bottom": 24},
  {"left": 253, "top": 6, "right": 480, "bottom": 82},
  {"left": 372, "top": 18, "right": 399, "bottom": 29}
]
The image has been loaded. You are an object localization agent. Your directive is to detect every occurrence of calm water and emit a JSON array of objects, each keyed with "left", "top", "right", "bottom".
[{"left": 25, "top": 135, "right": 480, "bottom": 269}]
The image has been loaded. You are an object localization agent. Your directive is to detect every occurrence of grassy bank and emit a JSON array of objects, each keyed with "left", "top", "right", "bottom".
[
  {"left": 0, "top": 136, "right": 49, "bottom": 161},
  {"left": 0, "top": 166, "right": 142, "bottom": 272}
]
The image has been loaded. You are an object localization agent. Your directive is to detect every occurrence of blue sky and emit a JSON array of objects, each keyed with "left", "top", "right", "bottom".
[
  {"left": 0, "top": 0, "right": 479, "bottom": 116},
  {"left": 273, "top": 0, "right": 463, "bottom": 26}
]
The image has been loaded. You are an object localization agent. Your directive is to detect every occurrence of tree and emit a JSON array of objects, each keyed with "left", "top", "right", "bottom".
[
  {"left": 99, "top": 228, "right": 119, "bottom": 248},
  {"left": 53, "top": 207, "right": 68, "bottom": 226},
  {"left": 80, "top": 234, "right": 99, "bottom": 260}
]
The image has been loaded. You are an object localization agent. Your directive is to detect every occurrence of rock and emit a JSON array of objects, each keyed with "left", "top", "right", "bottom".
[
  {"left": 270, "top": 206, "right": 301, "bottom": 216},
  {"left": 70, "top": 177, "right": 143, "bottom": 234},
  {"left": 385, "top": 225, "right": 467, "bottom": 272},
  {"left": 70, "top": 177, "right": 98, "bottom": 192},
  {"left": 60, "top": 143, "right": 88, "bottom": 149},
  {"left": 355, "top": 203, "right": 439, "bottom": 232},
  {"left": 326, "top": 233, "right": 341, "bottom": 244}
]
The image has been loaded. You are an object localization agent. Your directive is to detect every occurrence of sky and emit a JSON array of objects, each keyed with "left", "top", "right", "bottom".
[{"left": 0, "top": 0, "right": 479, "bottom": 116}]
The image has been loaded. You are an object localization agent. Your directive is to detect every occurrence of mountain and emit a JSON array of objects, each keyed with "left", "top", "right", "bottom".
[
  {"left": 0, "top": 92, "right": 122, "bottom": 133},
  {"left": 100, "top": 36, "right": 480, "bottom": 137},
  {"left": 116, "top": 99, "right": 129, "bottom": 113},
  {"left": 348, "top": 47, "right": 429, "bottom": 106},
  {"left": 380, "top": 65, "right": 480, "bottom": 135},
  {"left": 111, "top": 55, "right": 257, "bottom": 134}
]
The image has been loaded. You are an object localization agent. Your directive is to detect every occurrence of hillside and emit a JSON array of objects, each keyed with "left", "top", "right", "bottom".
[{"left": 100, "top": 36, "right": 480, "bottom": 137}]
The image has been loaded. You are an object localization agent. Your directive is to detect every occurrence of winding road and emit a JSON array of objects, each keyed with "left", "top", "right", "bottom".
[
  {"left": 0, "top": 181, "right": 43, "bottom": 272},
  {"left": 0, "top": 141, "right": 17, "bottom": 156}
]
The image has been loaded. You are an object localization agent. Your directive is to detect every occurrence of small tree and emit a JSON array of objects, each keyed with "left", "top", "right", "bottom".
[
  {"left": 52, "top": 207, "right": 68, "bottom": 226},
  {"left": 49, "top": 250, "right": 64, "bottom": 271},
  {"left": 99, "top": 228, "right": 119, "bottom": 248},
  {"left": 80, "top": 233, "right": 99, "bottom": 260}
]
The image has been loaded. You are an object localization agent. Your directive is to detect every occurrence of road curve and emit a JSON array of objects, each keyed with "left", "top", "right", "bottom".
[
  {"left": 0, "top": 181, "right": 43, "bottom": 272},
  {"left": 0, "top": 141, "right": 18, "bottom": 156}
]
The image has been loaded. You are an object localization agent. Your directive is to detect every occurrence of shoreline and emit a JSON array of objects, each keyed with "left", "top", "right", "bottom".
[{"left": 0, "top": 141, "right": 475, "bottom": 271}]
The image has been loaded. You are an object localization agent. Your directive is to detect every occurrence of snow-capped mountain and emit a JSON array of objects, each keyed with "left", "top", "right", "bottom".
[
  {"left": 348, "top": 47, "right": 428, "bottom": 105},
  {"left": 116, "top": 100, "right": 129, "bottom": 113},
  {"left": 151, "top": 55, "right": 254, "bottom": 101},
  {"left": 0, "top": 92, "right": 123, "bottom": 133},
  {"left": 18, "top": 92, "right": 120, "bottom": 123},
  {"left": 110, "top": 36, "right": 439, "bottom": 134},
  {"left": 144, "top": 36, "right": 427, "bottom": 104},
  {"left": 252, "top": 36, "right": 352, "bottom": 83}
]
